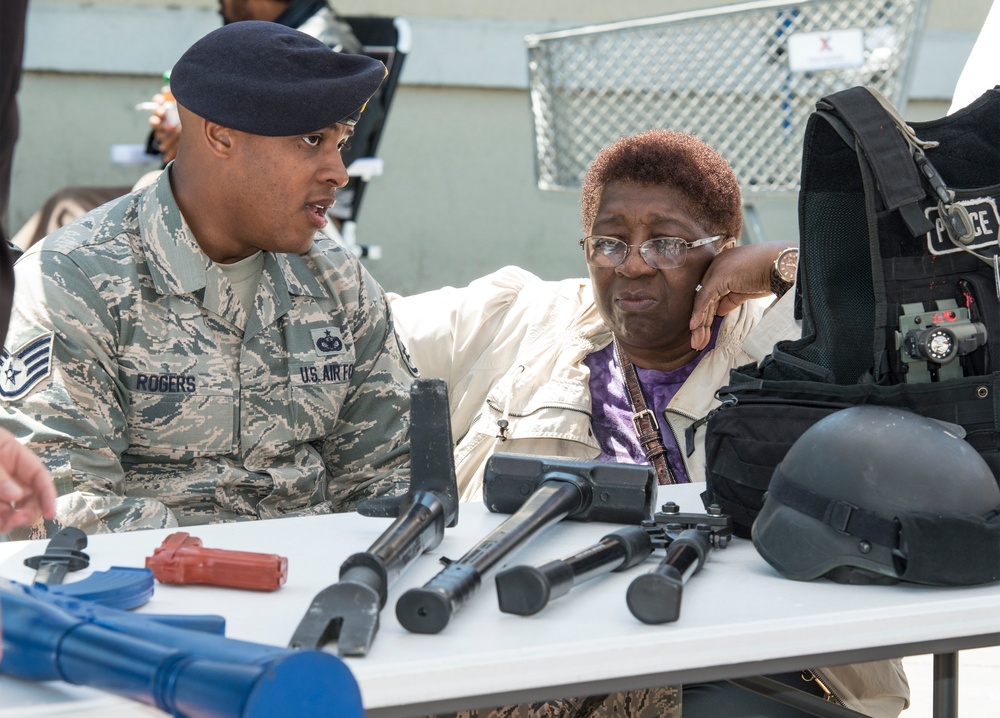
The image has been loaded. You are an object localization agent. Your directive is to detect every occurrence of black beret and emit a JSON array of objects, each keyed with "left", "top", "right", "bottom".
[{"left": 170, "top": 21, "right": 386, "bottom": 136}]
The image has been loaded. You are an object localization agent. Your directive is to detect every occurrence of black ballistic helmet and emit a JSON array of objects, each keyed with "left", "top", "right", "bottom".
[{"left": 752, "top": 406, "right": 1000, "bottom": 586}]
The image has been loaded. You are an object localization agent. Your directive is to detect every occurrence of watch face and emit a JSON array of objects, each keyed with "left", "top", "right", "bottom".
[{"left": 777, "top": 249, "right": 798, "bottom": 282}]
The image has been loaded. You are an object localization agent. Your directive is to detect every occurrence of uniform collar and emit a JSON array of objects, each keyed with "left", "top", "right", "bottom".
[
  {"left": 272, "top": 247, "right": 334, "bottom": 299},
  {"left": 138, "top": 168, "right": 331, "bottom": 301},
  {"left": 139, "top": 168, "right": 213, "bottom": 296}
]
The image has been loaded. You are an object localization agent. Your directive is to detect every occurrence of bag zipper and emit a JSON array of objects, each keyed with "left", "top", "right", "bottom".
[
  {"left": 802, "top": 669, "right": 847, "bottom": 706},
  {"left": 684, "top": 395, "right": 737, "bottom": 457},
  {"left": 684, "top": 393, "right": 856, "bottom": 458}
]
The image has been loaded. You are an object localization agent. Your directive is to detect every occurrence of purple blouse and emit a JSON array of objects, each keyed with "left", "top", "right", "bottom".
[{"left": 584, "top": 319, "right": 721, "bottom": 483}]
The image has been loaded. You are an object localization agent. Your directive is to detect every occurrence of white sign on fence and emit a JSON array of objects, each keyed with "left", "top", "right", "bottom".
[{"left": 788, "top": 28, "right": 865, "bottom": 72}]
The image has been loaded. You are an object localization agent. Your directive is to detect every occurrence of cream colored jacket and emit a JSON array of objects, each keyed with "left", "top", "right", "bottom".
[{"left": 389, "top": 265, "right": 908, "bottom": 717}]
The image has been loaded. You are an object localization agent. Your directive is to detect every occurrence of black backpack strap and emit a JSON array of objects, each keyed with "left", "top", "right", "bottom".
[{"left": 819, "top": 87, "right": 934, "bottom": 237}]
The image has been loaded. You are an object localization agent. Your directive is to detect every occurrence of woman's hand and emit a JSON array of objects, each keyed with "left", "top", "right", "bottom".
[{"left": 689, "top": 242, "right": 792, "bottom": 350}]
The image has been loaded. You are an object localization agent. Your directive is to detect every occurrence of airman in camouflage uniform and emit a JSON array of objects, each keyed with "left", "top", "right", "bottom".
[{"left": 0, "top": 22, "right": 413, "bottom": 537}]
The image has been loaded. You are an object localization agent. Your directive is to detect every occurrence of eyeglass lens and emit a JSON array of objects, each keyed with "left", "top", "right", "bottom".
[{"left": 584, "top": 236, "right": 688, "bottom": 269}]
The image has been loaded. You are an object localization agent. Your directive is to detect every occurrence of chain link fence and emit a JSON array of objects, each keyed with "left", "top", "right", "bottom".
[{"left": 526, "top": 0, "right": 929, "bottom": 196}]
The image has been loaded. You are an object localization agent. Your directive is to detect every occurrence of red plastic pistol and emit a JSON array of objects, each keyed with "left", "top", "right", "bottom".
[{"left": 145, "top": 532, "right": 288, "bottom": 591}]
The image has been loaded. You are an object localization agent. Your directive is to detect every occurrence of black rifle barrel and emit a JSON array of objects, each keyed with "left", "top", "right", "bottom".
[
  {"left": 395, "top": 479, "right": 585, "bottom": 634},
  {"left": 626, "top": 527, "right": 710, "bottom": 624},
  {"left": 288, "top": 490, "right": 450, "bottom": 654},
  {"left": 495, "top": 525, "right": 653, "bottom": 616},
  {"left": 338, "top": 489, "right": 449, "bottom": 609}
]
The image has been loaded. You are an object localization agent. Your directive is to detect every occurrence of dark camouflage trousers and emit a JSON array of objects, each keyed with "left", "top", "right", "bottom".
[{"left": 419, "top": 687, "right": 681, "bottom": 718}]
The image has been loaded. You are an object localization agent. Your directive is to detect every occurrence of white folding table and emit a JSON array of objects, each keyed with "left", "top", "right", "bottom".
[{"left": 2, "top": 483, "right": 998, "bottom": 717}]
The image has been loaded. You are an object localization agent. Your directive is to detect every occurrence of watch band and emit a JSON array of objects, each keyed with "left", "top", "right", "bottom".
[{"left": 770, "top": 247, "right": 798, "bottom": 298}]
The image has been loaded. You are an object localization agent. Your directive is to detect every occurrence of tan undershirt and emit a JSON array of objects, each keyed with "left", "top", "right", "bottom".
[{"left": 217, "top": 251, "right": 264, "bottom": 317}]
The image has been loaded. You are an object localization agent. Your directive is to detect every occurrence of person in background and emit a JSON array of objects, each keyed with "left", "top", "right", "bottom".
[
  {"left": 0, "top": 22, "right": 413, "bottom": 538},
  {"left": 0, "top": 0, "right": 29, "bottom": 248},
  {"left": 391, "top": 130, "right": 908, "bottom": 717}
]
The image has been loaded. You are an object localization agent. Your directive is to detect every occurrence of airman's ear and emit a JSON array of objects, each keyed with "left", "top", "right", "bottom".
[{"left": 203, "top": 120, "right": 236, "bottom": 159}]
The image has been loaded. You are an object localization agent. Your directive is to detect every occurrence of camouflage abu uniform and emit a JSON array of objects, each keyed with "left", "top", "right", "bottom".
[
  {"left": 0, "top": 170, "right": 413, "bottom": 536},
  {"left": 424, "top": 687, "right": 681, "bottom": 718}
]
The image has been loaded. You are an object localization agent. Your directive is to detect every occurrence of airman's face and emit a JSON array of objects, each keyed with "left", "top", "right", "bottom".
[{"left": 222, "top": 122, "right": 353, "bottom": 257}]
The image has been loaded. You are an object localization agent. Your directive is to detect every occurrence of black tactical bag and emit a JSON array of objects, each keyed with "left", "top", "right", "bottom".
[{"left": 701, "top": 85, "right": 1000, "bottom": 536}]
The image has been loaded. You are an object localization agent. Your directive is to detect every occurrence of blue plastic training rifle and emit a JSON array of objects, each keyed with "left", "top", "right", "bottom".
[{"left": 0, "top": 577, "right": 363, "bottom": 717}]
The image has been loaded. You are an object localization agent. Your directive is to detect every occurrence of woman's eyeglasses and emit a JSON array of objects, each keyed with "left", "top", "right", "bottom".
[{"left": 579, "top": 234, "right": 725, "bottom": 269}]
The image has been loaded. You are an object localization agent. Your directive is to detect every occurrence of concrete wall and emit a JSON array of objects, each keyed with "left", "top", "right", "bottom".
[{"left": 7, "top": 0, "right": 994, "bottom": 294}]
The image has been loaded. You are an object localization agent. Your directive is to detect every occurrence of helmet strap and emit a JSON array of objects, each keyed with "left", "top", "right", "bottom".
[{"left": 767, "top": 467, "right": 899, "bottom": 549}]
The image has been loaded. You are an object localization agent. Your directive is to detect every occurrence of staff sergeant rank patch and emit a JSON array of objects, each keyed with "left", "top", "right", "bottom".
[{"left": 1, "top": 333, "right": 54, "bottom": 401}]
